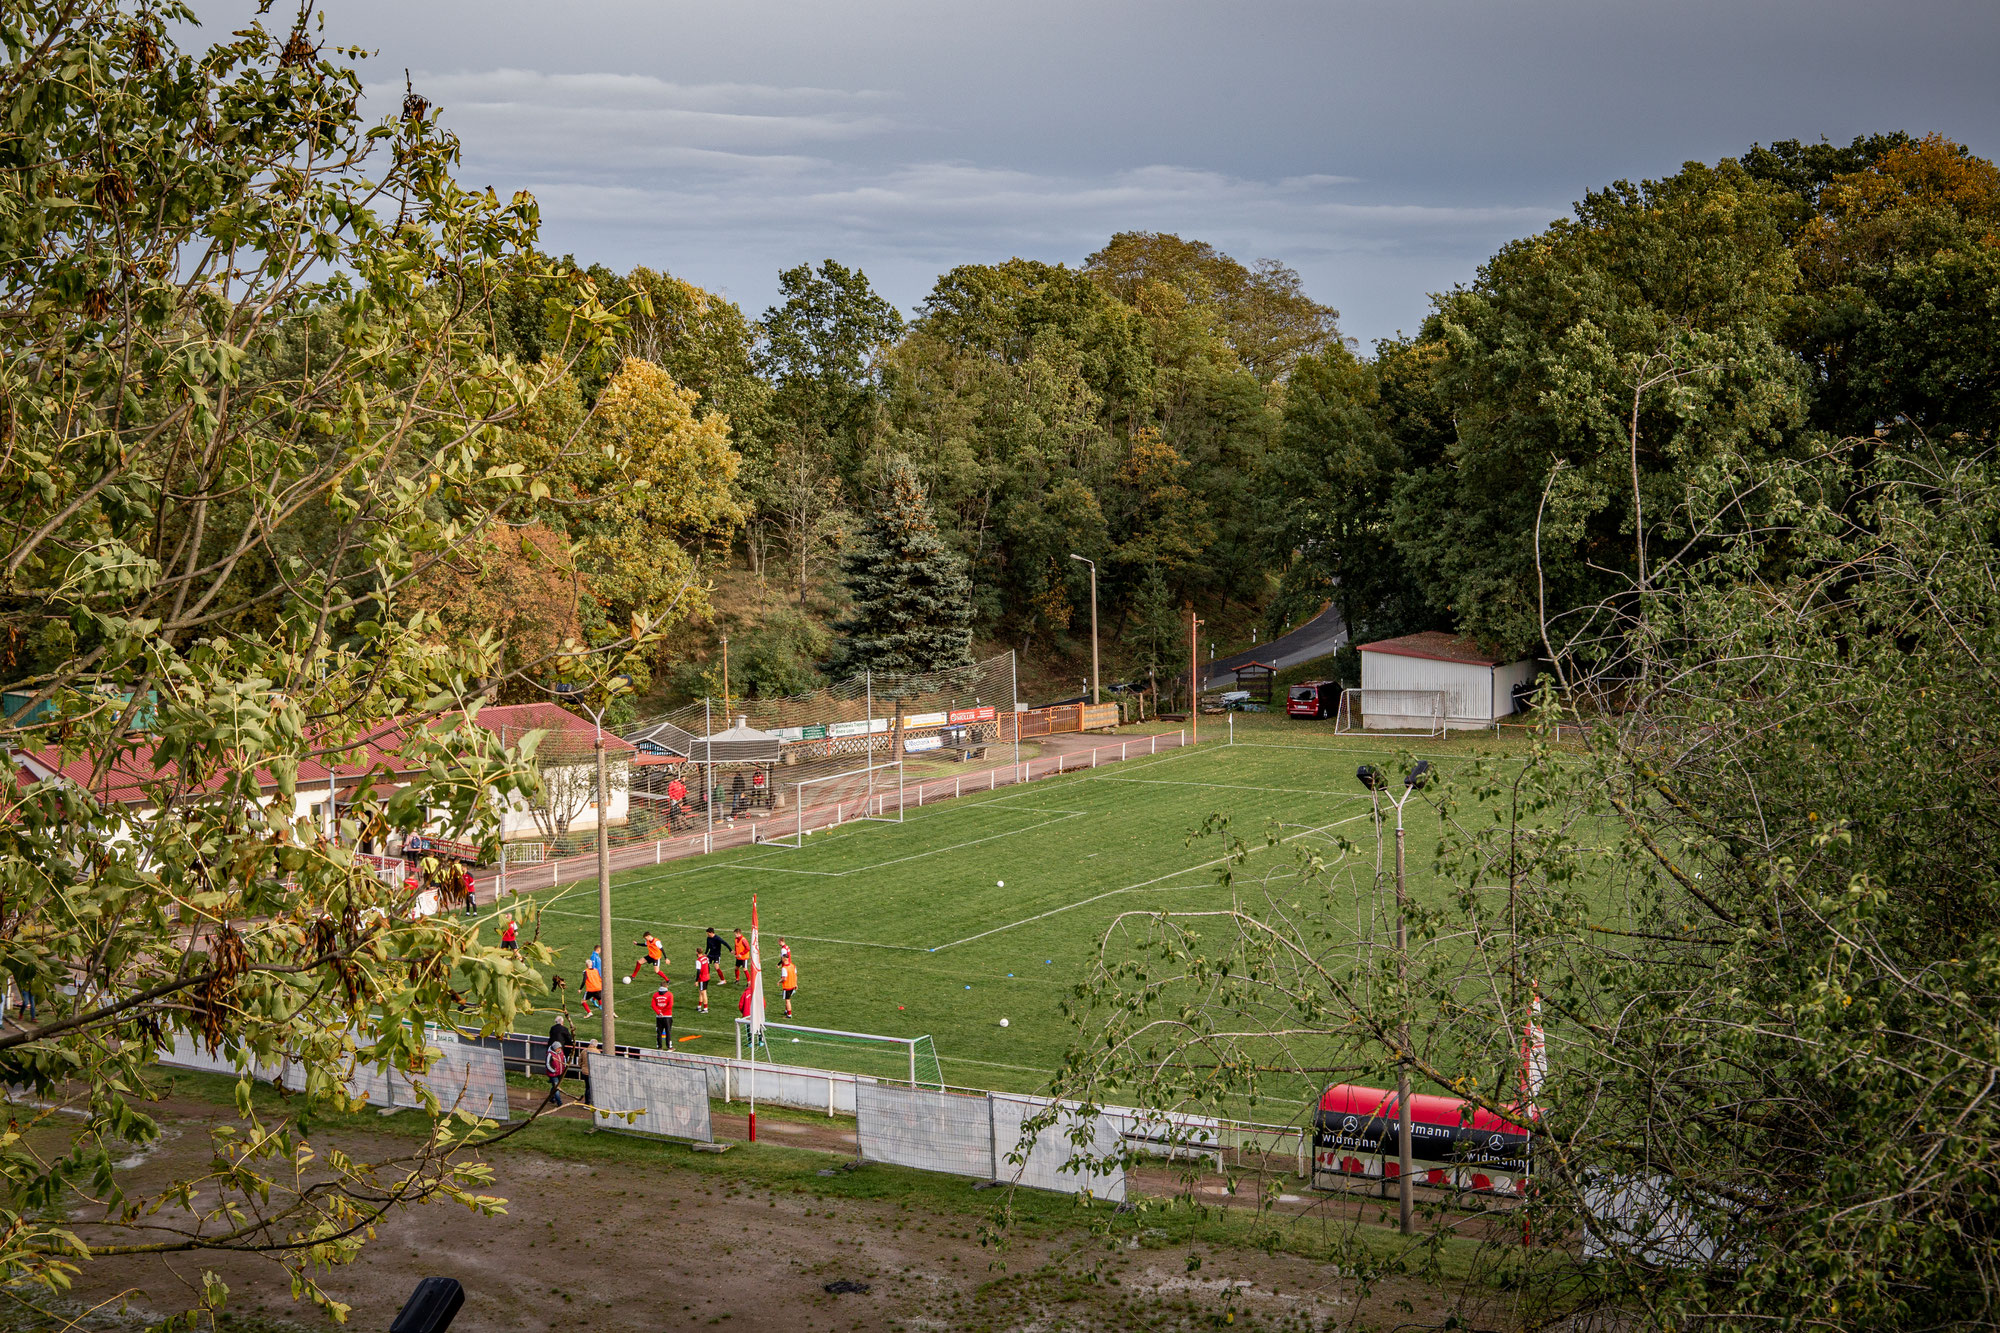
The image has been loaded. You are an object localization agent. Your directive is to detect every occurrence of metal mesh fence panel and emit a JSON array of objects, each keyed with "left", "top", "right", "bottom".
[
  {"left": 990, "top": 1094, "right": 1128, "bottom": 1201},
  {"left": 589, "top": 1052, "right": 713, "bottom": 1143},
  {"left": 855, "top": 1082, "right": 996, "bottom": 1180},
  {"left": 392, "top": 1039, "right": 510, "bottom": 1121}
]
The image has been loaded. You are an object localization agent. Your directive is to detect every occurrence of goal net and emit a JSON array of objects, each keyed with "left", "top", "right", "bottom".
[
  {"left": 759, "top": 759, "right": 903, "bottom": 848},
  {"left": 735, "top": 1019, "right": 944, "bottom": 1089},
  {"left": 1336, "top": 688, "right": 1448, "bottom": 737}
]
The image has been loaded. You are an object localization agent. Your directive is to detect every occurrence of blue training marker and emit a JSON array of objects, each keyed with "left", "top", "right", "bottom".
[{"left": 965, "top": 984, "right": 972, "bottom": 989}]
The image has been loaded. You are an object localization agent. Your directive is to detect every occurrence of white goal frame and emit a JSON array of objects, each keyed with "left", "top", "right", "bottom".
[
  {"left": 1336, "top": 688, "right": 1447, "bottom": 738},
  {"left": 735, "top": 1018, "right": 942, "bottom": 1089},
  {"left": 762, "top": 759, "right": 904, "bottom": 848}
]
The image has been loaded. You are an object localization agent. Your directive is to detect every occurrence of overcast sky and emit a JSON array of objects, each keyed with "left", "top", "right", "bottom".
[{"left": 201, "top": 1, "right": 1997, "bottom": 347}]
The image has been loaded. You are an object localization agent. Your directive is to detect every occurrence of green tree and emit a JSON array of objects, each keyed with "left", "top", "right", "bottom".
[
  {"left": 757, "top": 259, "right": 904, "bottom": 482},
  {"left": 0, "top": 2, "right": 616, "bottom": 1318},
  {"left": 1394, "top": 160, "right": 1810, "bottom": 653},
  {"left": 827, "top": 458, "right": 975, "bottom": 677}
]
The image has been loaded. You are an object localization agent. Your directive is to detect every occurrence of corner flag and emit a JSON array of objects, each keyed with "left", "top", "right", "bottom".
[{"left": 748, "top": 896, "right": 767, "bottom": 1041}]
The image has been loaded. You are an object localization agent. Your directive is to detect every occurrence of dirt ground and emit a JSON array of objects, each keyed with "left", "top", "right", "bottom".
[{"left": 54, "top": 1090, "right": 1518, "bottom": 1333}]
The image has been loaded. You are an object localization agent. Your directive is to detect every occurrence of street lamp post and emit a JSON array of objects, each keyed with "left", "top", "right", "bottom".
[
  {"left": 1356, "top": 759, "right": 1431, "bottom": 1235},
  {"left": 1068, "top": 554, "right": 1099, "bottom": 707},
  {"left": 1189, "top": 610, "right": 1204, "bottom": 743}
]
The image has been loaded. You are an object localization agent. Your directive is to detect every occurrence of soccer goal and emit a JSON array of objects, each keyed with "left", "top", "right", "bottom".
[
  {"left": 1336, "top": 688, "right": 1448, "bottom": 737},
  {"left": 735, "top": 1019, "right": 944, "bottom": 1089},
  {"left": 762, "top": 759, "right": 904, "bottom": 848}
]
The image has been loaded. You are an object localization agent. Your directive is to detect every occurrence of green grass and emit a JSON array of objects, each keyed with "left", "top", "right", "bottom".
[{"left": 498, "top": 729, "right": 1552, "bottom": 1102}]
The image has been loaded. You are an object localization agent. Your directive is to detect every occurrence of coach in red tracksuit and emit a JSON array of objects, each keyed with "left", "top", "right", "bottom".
[{"left": 651, "top": 985, "right": 674, "bottom": 1048}]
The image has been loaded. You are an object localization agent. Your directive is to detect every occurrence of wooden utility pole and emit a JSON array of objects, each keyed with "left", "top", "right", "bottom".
[
  {"left": 1189, "top": 609, "right": 1204, "bottom": 743},
  {"left": 595, "top": 732, "right": 615, "bottom": 1052}
]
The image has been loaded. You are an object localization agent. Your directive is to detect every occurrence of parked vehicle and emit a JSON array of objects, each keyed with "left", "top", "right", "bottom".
[{"left": 1287, "top": 680, "right": 1339, "bottom": 719}]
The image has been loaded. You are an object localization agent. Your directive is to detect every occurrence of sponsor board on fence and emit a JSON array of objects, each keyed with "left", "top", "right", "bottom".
[
  {"left": 948, "top": 705, "right": 997, "bottom": 724},
  {"left": 904, "top": 735, "right": 943, "bottom": 753},
  {"left": 590, "top": 1052, "right": 713, "bottom": 1143}
]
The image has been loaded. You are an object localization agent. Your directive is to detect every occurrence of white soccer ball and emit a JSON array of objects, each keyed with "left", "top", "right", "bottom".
[
  {"left": 999, "top": 1018, "right": 1010, "bottom": 1028},
  {"left": 997, "top": 879, "right": 1005, "bottom": 887},
  {"left": 621, "top": 977, "right": 631, "bottom": 984}
]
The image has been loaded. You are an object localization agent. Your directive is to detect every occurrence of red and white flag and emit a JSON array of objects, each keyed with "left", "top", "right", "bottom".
[
  {"left": 1520, "top": 987, "right": 1547, "bottom": 1106},
  {"left": 748, "top": 896, "right": 767, "bottom": 1040}
]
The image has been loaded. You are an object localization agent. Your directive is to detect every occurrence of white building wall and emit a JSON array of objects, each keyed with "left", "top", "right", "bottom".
[
  {"left": 1490, "top": 659, "right": 1540, "bottom": 718},
  {"left": 1360, "top": 652, "right": 1538, "bottom": 729}
]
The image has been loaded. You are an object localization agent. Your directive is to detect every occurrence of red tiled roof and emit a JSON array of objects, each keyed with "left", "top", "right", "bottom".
[
  {"left": 14, "top": 702, "right": 632, "bottom": 807},
  {"left": 1356, "top": 632, "right": 1515, "bottom": 668}
]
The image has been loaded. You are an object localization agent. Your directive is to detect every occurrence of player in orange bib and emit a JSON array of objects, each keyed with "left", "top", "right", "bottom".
[
  {"left": 780, "top": 958, "right": 798, "bottom": 1018},
  {"left": 627, "top": 932, "right": 667, "bottom": 984},
  {"left": 581, "top": 962, "right": 603, "bottom": 1015},
  {"left": 732, "top": 929, "right": 750, "bottom": 982}
]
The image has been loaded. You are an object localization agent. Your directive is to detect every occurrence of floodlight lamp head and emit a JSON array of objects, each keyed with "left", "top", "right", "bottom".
[
  {"left": 1405, "top": 759, "right": 1432, "bottom": 789},
  {"left": 1356, "top": 764, "right": 1387, "bottom": 791}
]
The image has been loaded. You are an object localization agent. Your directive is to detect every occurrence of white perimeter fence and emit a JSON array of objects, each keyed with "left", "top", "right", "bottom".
[
  {"left": 160, "top": 1029, "right": 510, "bottom": 1120},
  {"left": 855, "top": 1083, "right": 1127, "bottom": 1200},
  {"left": 589, "top": 1051, "right": 713, "bottom": 1143},
  {"left": 484, "top": 729, "right": 1191, "bottom": 895}
]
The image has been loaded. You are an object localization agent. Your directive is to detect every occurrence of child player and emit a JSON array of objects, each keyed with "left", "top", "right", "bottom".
[
  {"left": 780, "top": 954, "right": 798, "bottom": 1018},
  {"left": 581, "top": 957, "right": 603, "bottom": 1016},
  {"left": 626, "top": 931, "right": 667, "bottom": 984},
  {"left": 695, "top": 951, "right": 711, "bottom": 1014},
  {"left": 651, "top": 983, "right": 674, "bottom": 1048},
  {"left": 732, "top": 929, "right": 749, "bottom": 983}
]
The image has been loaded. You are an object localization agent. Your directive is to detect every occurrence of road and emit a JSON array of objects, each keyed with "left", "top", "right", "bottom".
[{"left": 1198, "top": 601, "right": 1347, "bottom": 688}]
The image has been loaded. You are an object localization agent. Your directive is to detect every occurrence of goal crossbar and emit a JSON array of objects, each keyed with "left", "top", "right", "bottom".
[
  {"left": 1336, "top": 688, "right": 1448, "bottom": 738},
  {"left": 762, "top": 759, "right": 904, "bottom": 848}
]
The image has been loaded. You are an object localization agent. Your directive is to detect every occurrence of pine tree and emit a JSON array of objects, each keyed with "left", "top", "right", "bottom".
[
  {"left": 1130, "top": 566, "right": 1182, "bottom": 709},
  {"left": 829, "top": 459, "right": 976, "bottom": 677}
]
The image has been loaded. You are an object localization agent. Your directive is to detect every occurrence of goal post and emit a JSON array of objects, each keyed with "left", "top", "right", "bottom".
[
  {"left": 761, "top": 759, "right": 905, "bottom": 848},
  {"left": 1336, "top": 688, "right": 1447, "bottom": 737},
  {"left": 735, "top": 1019, "right": 943, "bottom": 1089}
]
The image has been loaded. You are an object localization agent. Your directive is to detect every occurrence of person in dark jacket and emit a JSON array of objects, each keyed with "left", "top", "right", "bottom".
[
  {"left": 544, "top": 1018, "right": 575, "bottom": 1106},
  {"left": 703, "top": 927, "right": 724, "bottom": 976}
]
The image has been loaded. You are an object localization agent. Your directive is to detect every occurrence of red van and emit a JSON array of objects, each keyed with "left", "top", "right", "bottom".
[{"left": 1287, "top": 680, "right": 1338, "bottom": 719}]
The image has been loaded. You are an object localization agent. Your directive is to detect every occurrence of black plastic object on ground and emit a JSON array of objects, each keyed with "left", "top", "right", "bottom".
[{"left": 390, "top": 1277, "right": 465, "bottom": 1333}]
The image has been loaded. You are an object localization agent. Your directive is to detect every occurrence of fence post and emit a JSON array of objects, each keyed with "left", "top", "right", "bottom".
[
  {"left": 1122, "top": 742, "right": 1128, "bottom": 761},
  {"left": 988, "top": 1092, "right": 1001, "bottom": 1183},
  {"left": 1297, "top": 1127, "right": 1310, "bottom": 1180},
  {"left": 655, "top": 841, "right": 661, "bottom": 864},
  {"left": 725, "top": 1062, "right": 732, "bottom": 1102},
  {"left": 955, "top": 777, "right": 960, "bottom": 800},
  {"left": 828, "top": 1073, "right": 835, "bottom": 1117}
]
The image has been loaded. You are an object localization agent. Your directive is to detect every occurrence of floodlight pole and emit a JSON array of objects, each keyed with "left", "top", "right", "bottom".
[
  {"left": 1391, "top": 791, "right": 1412, "bottom": 1236},
  {"left": 577, "top": 700, "right": 618, "bottom": 1054},
  {"left": 1069, "top": 554, "right": 1099, "bottom": 706}
]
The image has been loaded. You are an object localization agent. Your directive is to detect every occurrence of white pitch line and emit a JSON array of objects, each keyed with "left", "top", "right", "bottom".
[
  {"left": 924, "top": 807, "right": 1375, "bottom": 953},
  {"left": 1084, "top": 775, "right": 1370, "bottom": 797},
  {"left": 538, "top": 908, "right": 930, "bottom": 954}
]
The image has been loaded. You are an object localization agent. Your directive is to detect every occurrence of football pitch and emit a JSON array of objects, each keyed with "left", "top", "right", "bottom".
[{"left": 498, "top": 734, "right": 1514, "bottom": 1098}]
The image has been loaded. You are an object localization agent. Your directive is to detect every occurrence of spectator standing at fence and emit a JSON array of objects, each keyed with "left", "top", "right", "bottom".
[
  {"left": 780, "top": 957, "right": 798, "bottom": 1018},
  {"left": 695, "top": 953, "right": 711, "bottom": 1013},
  {"left": 651, "top": 985, "right": 674, "bottom": 1048},
  {"left": 545, "top": 1017, "right": 574, "bottom": 1106},
  {"left": 460, "top": 868, "right": 477, "bottom": 917},
  {"left": 732, "top": 929, "right": 749, "bottom": 983},
  {"left": 581, "top": 960, "right": 604, "bottom": 1015}
]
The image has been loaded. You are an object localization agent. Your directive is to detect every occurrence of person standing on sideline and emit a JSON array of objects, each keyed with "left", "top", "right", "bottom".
[
  {"left": 652, "top": 985, "right": 674, "bottom": 1048},
  {"left": 500, "top": 917, "right": 518, "bottom": 951},
  {"left": 581, "top": 959, "right": 604, "bottom": 1016},
  {"left": 732, "top": 929, "right": 749, "bottom": 983},
  {"left": 461, "top": 868, "right": 477, "bottom": 917},
  {"left": 780, "top": 956, "right": 799, "bottom": 1018},
  {"left": 695, "top": 952, "right": 711, "bottom": 1013},
  {"left": 703, "top": 928, "right": 724, "bottom": 980}
]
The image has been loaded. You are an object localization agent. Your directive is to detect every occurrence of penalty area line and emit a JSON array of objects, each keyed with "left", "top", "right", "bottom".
[{"left": 924, "top": 807, "right": 1377, "bottom": 953}]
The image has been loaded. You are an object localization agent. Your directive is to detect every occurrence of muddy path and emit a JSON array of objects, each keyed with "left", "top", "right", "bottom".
[{"left": 58, "top": 1093, "right": 1521, "bottom": 1333}]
